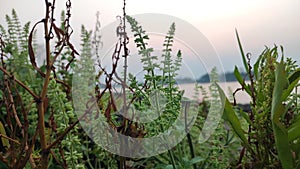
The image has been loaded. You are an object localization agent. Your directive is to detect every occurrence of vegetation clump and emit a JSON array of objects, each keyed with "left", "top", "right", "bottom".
[{"left": 0, "top": 1, "right": 299, "bottom": 169}]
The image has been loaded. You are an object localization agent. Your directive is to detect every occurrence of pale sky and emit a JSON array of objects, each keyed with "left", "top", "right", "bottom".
[{"left": 0, "top": 0, "right": 299, "bottom": 79}]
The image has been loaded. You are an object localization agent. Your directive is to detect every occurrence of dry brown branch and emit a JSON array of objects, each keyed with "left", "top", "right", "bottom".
[{"left": 0, "top": 66, "right": 39, "bottom": 99}]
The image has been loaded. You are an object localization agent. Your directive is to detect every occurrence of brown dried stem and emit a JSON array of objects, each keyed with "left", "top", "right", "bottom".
[{"left": 0, "top": 66, "right": 39, "bottom": 99}]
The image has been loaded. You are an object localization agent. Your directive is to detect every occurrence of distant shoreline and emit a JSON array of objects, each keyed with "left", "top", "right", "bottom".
[
  {"left": 177, "top": 81, "right": 251, "bottom": 104},
  {"left": 175, "top": 71, "right": 249, "bottom": 84}
]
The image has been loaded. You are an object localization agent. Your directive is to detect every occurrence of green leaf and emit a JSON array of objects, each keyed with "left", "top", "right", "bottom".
[
  {"left": 165, "top": 165, "right": 174, "bottom": 169},
  {"left": 143, "top": 35, "right": 149, "bottom": 39},
  {"left": 288, "top": 68, "right": 300, "bottom": 83},
  {"left": 271, "top": 61, "right": 294, "bottom": 169},
  {"left": 217, "top": 84, "right": 254, "bottom": 154},
  {"left": 282, "top": 68, "right": 300, "bottom": 100},
  {"left": 0, "top": 121, "right": 9, "bottom": 147},
  {"left": 235, "top": 29, "right": 249, "bottom": 73},
  {"left": 234, "top": 66, "right": 251, "bottom": 95},
  {"left": 290, "top": 141, "right": 300, "bottom": 156},
  {"left": 253, "top": 51, "right": 264, "bottom": 79},
  {"left": 288, "top": 117, "right": 300, "bottom": 141},
  {"left": 238, "top": 109, "right": 251, "bottom": 125},
  {"left": 190, "top": 156, "right": 204, "bottom": 165}
]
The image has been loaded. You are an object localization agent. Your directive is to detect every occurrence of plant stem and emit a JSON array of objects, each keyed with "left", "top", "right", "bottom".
[
  {"left": 0, "top": 66, "right": 39, "bottom": 99},
  {"left": 119, "top": 1, "right": 128, "bottom": 168},
  {"left": 167, "top": 149, "right": 177, "bottom": 169},
  {"left": 184, "top": 101, "right": 197, "bottom": 169},
  {"left": 39, "top": 1, "right": 52, "bottom": 167}
]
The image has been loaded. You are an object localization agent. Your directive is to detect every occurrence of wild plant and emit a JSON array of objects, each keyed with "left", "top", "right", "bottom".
[
  {"left": 1, "top": 0, "right": 298, "bottom": 168},
  {"left": 0, "top": 1, "right": 83, "bottom": 168},
  {"left": 184, "top": 68, "right": 240, "bottom": 169},
  {"left": 218, "top": 30, "right": 300, "bottom": 168}
]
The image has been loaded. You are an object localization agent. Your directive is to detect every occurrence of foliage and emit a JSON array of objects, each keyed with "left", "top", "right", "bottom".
[
  {"left": 0, "top": 2, "right": 80, "bottom": 168},
  {"left": 0, "top": 1, "right": 299, "bottom": 169},
  {"left": 126, "top": 16, "right": 183, "bottom": 136},
  {"left": 218, "top": 30, "right": 300, "bottom": 169}
]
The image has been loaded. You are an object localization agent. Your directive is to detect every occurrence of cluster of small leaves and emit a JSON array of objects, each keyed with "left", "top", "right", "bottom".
[
  {"left": 126, "top": 16, "right": 183, "bottom": 136},
  {"left": 82, "top": 137, "right": 119, "bottom": 169},
  {"left": 72, "top": 25, "right": 96, "bottom": 83},
  {"left": 0, "top": 11, "right": 40, "bottom": 134},
  {"left": 160, "top": 23, "right": 182, "bottom": 119},
  {"left": 48, "top": 78, "right": 84, "bottom": 169},
  {"left": 125, "top": 16, "right": 185, "bottom": 168},
  {"left": 71, "top": 23, "right": 120, "bottom": 169},
  {"left": 161, "top": 23, "right": 182, "bottom": 81},
  {"left": 1, "top": 9, "right": 30, "bottom": 52},
  {"left": 0, "top": 9, "right": 36, "bottom": 83},
  {"left": 137, "top": 68, "right": 239, "bottom": 169},
  {"left": 71, "top": 25, "right": 96, "bottom": 112},
  {"left": 256, "top": 47, "right": 278, "bottom": 116},
  {"left": 250, "top": 47, "right": 279, "bottom": 166},
  {"left": 126, "top": 15, "right": 158, "bottom": 82},
  {"left": 126, "top": 16, "right": 239, "bottom": 168},
  {"left": 0, "top": 9, "right": 43, "bottom": 168}
]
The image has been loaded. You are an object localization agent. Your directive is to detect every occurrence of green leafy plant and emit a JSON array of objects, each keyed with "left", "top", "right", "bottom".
[
  {"left": 1, "top": 1, "right": 299, "bottom": 169},
  {"left": 218, "top": 30, "right": 300, "bottom": 168},
  {"left": 0, "top": 1, "right": 81, "bottom": 168}
]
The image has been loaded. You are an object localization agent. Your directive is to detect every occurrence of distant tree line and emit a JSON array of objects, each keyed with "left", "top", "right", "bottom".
[
  {"left": 198, "top": 71, "right": 250, "bottom": 83},
  {"left": 176, "top": 71, "right": 249, "bottom": 84}
]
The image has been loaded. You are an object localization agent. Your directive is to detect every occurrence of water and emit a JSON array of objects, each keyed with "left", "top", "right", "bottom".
[
  {"left": 113, "top": 81, "right": 252, "bottom": 104},
  {"left": 178, "top": 81, "right": 251, "bottom": 104}
]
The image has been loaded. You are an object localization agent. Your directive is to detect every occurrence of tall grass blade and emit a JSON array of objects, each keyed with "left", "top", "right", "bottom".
[{"left": 235, "top": 29, "right": 249, "bottom": 73}]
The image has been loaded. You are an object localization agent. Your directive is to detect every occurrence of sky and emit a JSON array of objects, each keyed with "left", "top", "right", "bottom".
[{"left": 0, "top": 0, "right": 299, "bottom": 79}]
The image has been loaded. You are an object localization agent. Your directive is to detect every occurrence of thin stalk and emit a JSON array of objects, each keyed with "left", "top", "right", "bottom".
[
  {"left": 155, "top": 91, "right": 177, "bottom": 169},
  {"left": 39, "top": 1, "right": 52, "bottom": 167},
  {"left": 153, "top": 87, "right": 177, "bottom": 169},
  {"left": 153, "top": 33, "right": 177, "bottom": 169},
  {"left": 156, "top": 101, "right": 177, "bottom": 169},
  {"left": 296, "top": 86, "right": 299, "bottom": 115},
  {"left": 120, "top": 1, "right": 128, "bottom": 168},
  {"left": 136, "top": 31, "right": 157, "bottom": 89},
  {"left": 184, "top": 101, "right": 197, "bottom": 169},
  {"left": 85, "top": 142, "right": 95, "bottom": 169},
  {"left": 168, "top": 150, "right": 177, "bottom": 169},
  {"left": 0, "top": 134, "right": 20, "bottom": 144},
  {"left": 0, "top": 66, "right": 38, "bottom": 99},
  {"left": 4, "top": 80, "right": 22, "bottom": 128}
]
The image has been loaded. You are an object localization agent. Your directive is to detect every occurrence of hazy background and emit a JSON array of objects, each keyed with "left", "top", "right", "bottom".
[{"left": 0, "top": 0, "right": 299, "bottom": 79}]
